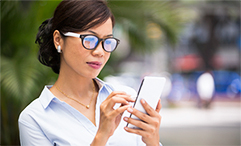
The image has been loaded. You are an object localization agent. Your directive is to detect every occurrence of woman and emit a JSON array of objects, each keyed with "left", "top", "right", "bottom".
[{"left": 18, "top": 0, "right": 162, "bottom": 146}]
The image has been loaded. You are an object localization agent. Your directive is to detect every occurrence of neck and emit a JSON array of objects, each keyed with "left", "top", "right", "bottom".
[{"left": 54, "top": 70, "right": 96, "bottom": 101}]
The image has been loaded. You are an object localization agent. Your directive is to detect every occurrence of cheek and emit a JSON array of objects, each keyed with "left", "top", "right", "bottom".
[
  {"left": 63, "top": 38, "right": 83, "bottom": 51},
  {"left": 64, "top": 39, "right": 86, "bottom": 56},
  {"left": 62, "top": 42, "right": 86, "bottom": 64},
  {"left": 104, "top": 53, "right": 111, "bottom": 63}
]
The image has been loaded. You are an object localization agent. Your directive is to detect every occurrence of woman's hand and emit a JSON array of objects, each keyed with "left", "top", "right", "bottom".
[
  {"left": 91, "top": 91, "right": 134, "bottom": 146},
  {"left": 123, "top": 99, "right": 162, "bottom": 146}
]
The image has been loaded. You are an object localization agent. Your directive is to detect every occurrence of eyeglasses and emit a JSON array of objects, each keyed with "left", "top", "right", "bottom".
[{"left": 62, "top": 32, "right": 120, "bottom": 53}]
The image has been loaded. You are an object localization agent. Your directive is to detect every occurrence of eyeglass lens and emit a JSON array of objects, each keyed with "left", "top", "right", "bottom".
[
  {"left": 83, "top": 36, "right": 98, "bottom": 49},
  {"left": 104, "top": 38, "right": 117, "bottom": 52},
  {"left": 83, "top": 36, "right": 117, "bottom": 52}
]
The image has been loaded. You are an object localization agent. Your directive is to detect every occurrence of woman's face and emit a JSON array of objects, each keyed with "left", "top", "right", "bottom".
[{"left": 60, "top": 18, "right": 113, "bottom": 78}]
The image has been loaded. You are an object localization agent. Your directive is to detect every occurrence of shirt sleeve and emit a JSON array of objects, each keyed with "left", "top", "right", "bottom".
[
  {"left": 18, "top": 120, "right": 52, "bottom": 146},
  {"left": 136, "top": 135, "right": 163, "bottom": 146}
]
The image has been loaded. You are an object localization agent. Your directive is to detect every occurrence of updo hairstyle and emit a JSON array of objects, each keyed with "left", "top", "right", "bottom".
[{"left": 35, "top": 0, "right": 115, "bottom": 74}]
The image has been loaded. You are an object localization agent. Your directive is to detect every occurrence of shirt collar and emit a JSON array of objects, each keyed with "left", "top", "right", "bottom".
[
  {"left": 39, "top": 85, "right": 56, "bottom": 109},
  {"left": 94, "top": 77, "right": 114, "bottom": 93},
  {"left": 94, "top": 77, "right": 105, "bottom": 90},
  {"left": 39, "top": 78, "right": 112, "bottom": 109}
]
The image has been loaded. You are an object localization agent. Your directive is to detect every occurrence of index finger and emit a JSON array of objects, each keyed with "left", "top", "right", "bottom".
[
  {"left": 107, "top": 91, "right": 127, "bottom": 98},
  {"left": 141, "top": 99, "right": 159, "bottom": 117},
  {"left": 107, "top": 91, "right": 135, "bottom": 102}
]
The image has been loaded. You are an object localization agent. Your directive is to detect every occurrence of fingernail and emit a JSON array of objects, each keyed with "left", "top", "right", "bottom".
[
  {"left": 124, "top": 127, "right": 128, "bottom": 130},
  {"left": 131, "top": 95, "right": 135, "bottom": 98},
  {"left": 141, "top": 99, "right": 146, "bottom": 104},
  {"left": 127, "top": 107, "right": 133, "bottom": 113},
  {"left": 123, "top": 117, "right": 128, "bottom": 121}
]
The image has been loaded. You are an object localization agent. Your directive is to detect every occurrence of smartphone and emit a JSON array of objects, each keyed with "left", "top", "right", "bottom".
[{"left": 126, "top": 76, "right": 166, "bottom": 129}]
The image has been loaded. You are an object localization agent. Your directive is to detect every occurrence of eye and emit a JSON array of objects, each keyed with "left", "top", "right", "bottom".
[
  {"left": 83, "top": 36, "right": 98, "bottom": 49},
  {"left": 105, "top": 39, "right": 112, "bottom": 45},
  {"left": 104, "top": 38, "right": 117, "bottom": 52}
]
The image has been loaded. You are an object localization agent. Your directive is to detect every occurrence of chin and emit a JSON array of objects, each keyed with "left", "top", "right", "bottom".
[{"left": 89, "top": 72, "right": 101, "bottom": 79}]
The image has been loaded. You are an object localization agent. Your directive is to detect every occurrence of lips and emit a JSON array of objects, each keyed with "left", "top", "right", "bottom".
[{"left": 86, "top": 61, "right": 102, "bottom": 69}]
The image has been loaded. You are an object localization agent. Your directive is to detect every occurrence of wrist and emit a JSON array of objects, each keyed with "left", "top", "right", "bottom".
[
  {"left": 91, "top": 132, "right": 109, "bottom": 146},
  {"left": 146, "top": 141, "right": 160, "bottom": 146}
]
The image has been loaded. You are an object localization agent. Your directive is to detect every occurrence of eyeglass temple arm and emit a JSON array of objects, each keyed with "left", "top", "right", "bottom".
[{"left": 63, "top": 32, "right": 80, "bottom": 38}]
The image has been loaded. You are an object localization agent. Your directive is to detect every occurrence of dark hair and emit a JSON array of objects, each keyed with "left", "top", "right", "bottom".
[{"left": 35, "top": 0, "right": 115, "bottom": 74}]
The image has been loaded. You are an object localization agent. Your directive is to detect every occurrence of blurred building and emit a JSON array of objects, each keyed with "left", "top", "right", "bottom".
[{"left": 106, "top": 1, "right": 241, "bottom": 104}]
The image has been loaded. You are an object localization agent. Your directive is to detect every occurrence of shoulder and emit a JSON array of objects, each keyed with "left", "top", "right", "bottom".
[
  {"left": 18, "top": 98, "right": 43, "bottom": 126},
  {"left": 18, "top": 86, "right": 52, "bottom": 125}
]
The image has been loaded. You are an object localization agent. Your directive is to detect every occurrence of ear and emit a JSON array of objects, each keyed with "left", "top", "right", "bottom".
[{"left": 53, "top": 30, "right": 63, "bottom": 50}]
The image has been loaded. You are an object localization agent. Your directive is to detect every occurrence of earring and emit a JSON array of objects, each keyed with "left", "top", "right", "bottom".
[{"left": 57, "top": 45, "right": 62, "bottom": 53}]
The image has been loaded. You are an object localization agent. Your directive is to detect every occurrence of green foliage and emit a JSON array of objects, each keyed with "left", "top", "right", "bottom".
[
  {"left": 108, "top": 0, "right": 184, "bottom": 52},
  {"left": 1, "top": 1, "right": 60, "bottom": 144}
]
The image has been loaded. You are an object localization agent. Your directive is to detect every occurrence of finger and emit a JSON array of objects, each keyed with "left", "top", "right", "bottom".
[
  {"left": 110, "top": 91, "right": 135, "bottom": 102},
  {"left": 124, "top": 126, "right": 146, "bottom": 137},
  {"left": 140, "top": 99, "right": 157, "bottom": 117},
  {"left": 114, "top": 94, "right": 135, "bottom": 103},
  {"left": 106, "top": 91, "right": 135, "bottom": 107},
  {"left": 127, "top": 107, "right": 152, "bottom": 123},
  {"left": 110, "top": 104, "right": 132, "bottom": 118},
  {"left": 123, "top": 116, "right": 149, "bottom": 130},
  {"left": 106, "top": 95, "right": 131, "bottom": 109},
  {"left": 127, "top": 106, "right": 161, "bottom": 128},
  {"left": 106, "top": 91, "right": 127, "bottom": 100},
  {"left": 155, "top": 99, "right": 162, "bottom": 113}
]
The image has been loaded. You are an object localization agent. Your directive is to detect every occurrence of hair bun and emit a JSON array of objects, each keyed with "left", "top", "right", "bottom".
[
  {"left": 36, "top": 17, "right": 60, "bottom": 74},
  {"left": 35, "top": 18, "right": 53, "bottom": 45}
]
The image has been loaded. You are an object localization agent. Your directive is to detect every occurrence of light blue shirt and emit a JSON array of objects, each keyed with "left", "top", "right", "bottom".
[{"left": 18, "top": 78, "right": 162, "bottom": 146}]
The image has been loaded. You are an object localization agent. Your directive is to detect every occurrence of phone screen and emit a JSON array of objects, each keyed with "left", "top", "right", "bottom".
[{"left": 126, "top": 76, "right": 166, "bottom": 129}]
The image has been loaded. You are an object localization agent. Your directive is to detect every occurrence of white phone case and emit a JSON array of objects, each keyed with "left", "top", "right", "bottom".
[{"left": 127, "top": 76, "right": 166, "bottom": 129}]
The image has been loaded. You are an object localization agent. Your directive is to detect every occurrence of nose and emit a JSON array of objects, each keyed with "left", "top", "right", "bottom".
[{"left": 91, "top": 42, "right": 105, "bottom": 57}]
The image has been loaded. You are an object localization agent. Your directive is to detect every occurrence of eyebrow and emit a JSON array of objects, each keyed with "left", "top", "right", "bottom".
[{"left": 87, "top": 30, "right": 113, "bottom": 37}]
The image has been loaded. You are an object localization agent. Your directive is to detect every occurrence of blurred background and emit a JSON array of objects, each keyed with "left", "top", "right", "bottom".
[{"left": 1, "top": 0, "right": 240, "bottom": 145}]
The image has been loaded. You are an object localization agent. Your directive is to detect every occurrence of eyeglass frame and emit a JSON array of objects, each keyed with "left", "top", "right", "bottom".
[{"left": 60, "top": 31, "right": 120, "bottom": 53}]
